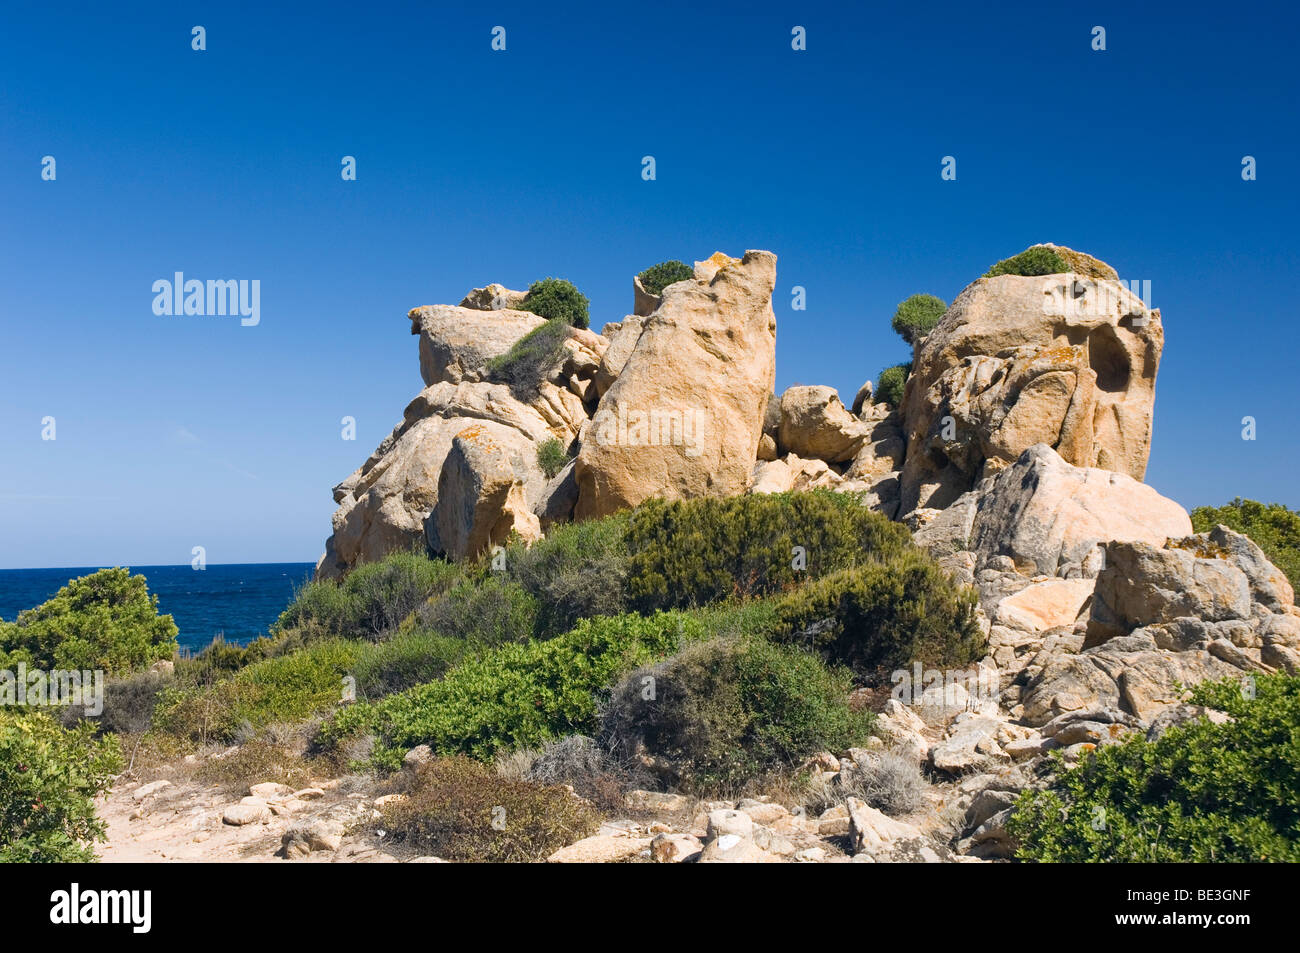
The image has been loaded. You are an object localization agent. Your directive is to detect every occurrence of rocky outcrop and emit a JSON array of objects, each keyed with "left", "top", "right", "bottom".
[
  {"left": 899, "top": 249, "right": 1163, "bottom": 514},
  {"left": 409, "top": 304, "right": 546, "bottom": 386},
  {"left": 425, "top": 423, "right": 543, "bottom": 560},
  {"left": 574, "top": 251, "right": 778, "bottom": 519},
  {"left": 778, "top": 385, "right": 868, "bottom": 463},
  {"left": 914, "top": 443, "right": 1191, "bottom": 578}
]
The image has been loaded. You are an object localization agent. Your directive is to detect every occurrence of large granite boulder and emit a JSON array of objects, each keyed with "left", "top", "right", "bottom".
[
  {"left": 318, "top": 382, "right": 576, "bottom": 579},
  {"left": 574, "top": 250, "right": 778, "bottom": 519},
  {"left": 777, "top": 385, "right": 868, "bottom": 463},
  {"left": 913, "top": 443, "right": 1191, "bottom": 578},
  {"left": 426, "top": 423, "right": 544, "bottom": 559},
  {"left": 409, "top": 304, "right": 545, "bottom": 386},
  {"left": 899, "top": 246, "right": 1163, "bottom": 514}
]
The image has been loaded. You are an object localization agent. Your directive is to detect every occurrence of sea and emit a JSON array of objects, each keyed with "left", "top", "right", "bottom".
[{"left": 0, "top": 562, "right": 317, "bottom": 653}]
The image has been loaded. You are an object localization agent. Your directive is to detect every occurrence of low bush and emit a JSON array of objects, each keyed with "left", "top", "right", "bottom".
[
  {"left": 624, "top": 490, "right": 912, "bottom": 611},
  {"left": 844, "top": 749, "right": 928, "bottom": 816},
  {"left": 772, "top": 552, "right": 984, "bottom": 678},
  {"left": 518, "top": 277, "right": 589, "bottom": 329},
  {"left": 416, "top": 575, "right": 540, "bottom": 647},
  {"left": 156, "top": 638, "right": 362, "bottom": 745},
  {"left": 874, "top": 363, "right": 910, "bottom": 407},
  {"left": 1007, "top": 673, "right": 1300, "bottom": 862},
  {"left": 637, "top": 260, "right": 693, "bottom": 296},
  {"left": 504, "top": 513, "right": 630, "bottom": 637},
  {"left": 0, "top": 709, "right": 123, "bottom": 862},
  {"left": 536, "top": 437, "right": 570, "bottom": 480},
  {"left": 375, "top": 756, "right": 598, "bottom": 862},
  {"left": 526, "top": 734, "right": 629, "bottom": 810},
  {"left": 600, "top": 637, "right": 870, "bottom": 794},
  {"left": 890, "top": 293, "right": 947, "bottom": 345},
  {"left": 194, "top": 739, "right": 316, "bottom": 793},
  {"left": 985, "top": 246, "right": 1069, "bottom": 278},
  {"left": 61, "top": 669, "right": 171, "bottom": 736},
  {"left": 486, "top": 318, "right": 571, "bottom": 398},
  {"left": 352, "top": 629, "right": 473, "bottom": 700},
  {"left": 0, "top": 568, "right": 177, "bottom": 676},
  {"left": 274, "top": 552, "right": 460, "bottom": 643},
  {"left": 1191, "top": 498, "right": 1300, "bottom": 589},
  {"left": 317, "top": 611, "right": 702, "bottom": 769}
]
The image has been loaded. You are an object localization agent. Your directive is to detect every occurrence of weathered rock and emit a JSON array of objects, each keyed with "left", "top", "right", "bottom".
[
  {"left": 650, "top": 833, "right": 701, "bottom": 863},
  {"left": 593, "top": 315, "right": 644, "bottom": 398},
  {"left": 778, "top": 386, "right": 867, "bottom": 463},
  {"left": 426, "top": 423, "right": 543, "bottom": 559},
  {"left": 131, "top": 780, "right": 171, "bottom": 802},
  {"left": 319, "top": 382, "right": 579, "bottom": 579},
  {"left": 698, "top": 809, "right": 772, "bottom": 863},
  {"left": 459, "top": 283, "right": 528, "bottom": 312},
  {"left": 914, "top": 444, "right": 1191, "bottom": 577},
  {"left": 632, "top": 275, "right": 661, "bottom": 317},
  {"left": 533, "top": 458, "right": 579, "bottom": 529},
  {"left": 993, "top": 577, "right": 1096, "bottom": 634},
  {"left": 851, "top": 380, "right": 874, "bottom": 416},
  {"left": 846, "top": 798, "right": 928, "bottom": 858},
  {"left": 280, "top": 821, "right": 344, "bottom": 858},
  {"left": 249, "top": 782, "right": 293, "bottom": 800},
  {"left": 222, "top": 802, "right": 271, "bottom": 826},
  {"left": 899, "top": 251, "right": 1163, "bottom": 514},
  {"left": 546, "top": 834, "right": 650, "bottom": 864},
  {"left": 409, "top": 304, "right": 545, "bottom": 386},
  {"left": 1085, "top": 528, "right": 1290, "bottom": 647},
  {"left": 575, "top": 251, "right": 777, "bottom": 518},
  {"left": 929, "top": 714, "right": 1008, "bottom": 774},
  {"left": 1145, "top": 703, "right": 1234, "bottom": 741}
]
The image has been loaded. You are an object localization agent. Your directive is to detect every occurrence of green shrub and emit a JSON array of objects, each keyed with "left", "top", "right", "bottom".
[
  {"left": 874, "top": 363, "right": 910, "bottom": 407},
  {"left": 1007, "top": 673, "right": 1300, "bottom": 862},
  {"left": 376, "top": 756, "right": 598, "bottom": 862},
  {"left": 519, "top": 277, "right": 589, "bottom": 329},
  {"left": 600, "top": 637, "right": 870, "bottom": 794},
  {"left": 486, "top": 318, "right": 571, "bottom": 398},
  {"left": 890, "top": 293, "right": 947, "bottom": 345},
  {"left": 0, "top": 709, "right": 123, "bottom": 862},
  {"left": 536, "top": 437, "right": 570, "bottom": 480},
  {"left": 0, "top": 568, "right": 177, "bottom": 676},
  {"left": 985, "top": 246, "right": 1069, "bottom": 278},
  {"left": 353, "top": 630, "right": 473, "bottom": 700},
  {"left": 61, "top": 669, "right": 170, "bottom": 736},
  {"left": 624, "top": 490, "right": 912, "bottom": 612},
  {"left": 504, "top": 513, "right": 630, "bottom": 637},
  {"left": 156, "top": 638, "right": 362, "bottom": 745},
  {"left": 772, "top": 552, "right": 984, "bottom": 677},
  {"left": 1191, "top": 498, "right": 1300, "bottom": 589},
  {"left": 318, "top": 611, "right": 702, "bottom": 769},
  {"left": 416, "top": 575, "right": 540, "bottom": 647},
  {"left": 274, "top": 552, "right": 460, "bottom": 642},
  {"left": 637, "top": 260, "right": 694, "bottom": 296}
]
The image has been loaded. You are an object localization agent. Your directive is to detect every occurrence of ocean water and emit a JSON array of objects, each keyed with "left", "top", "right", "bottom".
[{"left": 0, "top": 563, "right": 316, "bottom": 653}]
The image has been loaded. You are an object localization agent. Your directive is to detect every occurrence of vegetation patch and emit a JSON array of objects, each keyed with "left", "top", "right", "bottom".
[
  {"left": 985, "top": 246, "right": 1070, "bottom": 278},
  {"left": 0, "top": 709, "right": 123, "bottom": 862},
  {"left": 0, "top": 568, "right": 177, "bottom": 676},
  {"left": 636, "top": 260, "right": 693, "bottom": 296},
  {"left": 1191, "top": 498, "right": 1300, "bottom": 589},
  {"left": 624, "top": 490, "right": 912, "bottom": 611},
  {"left": 1007, "top": 673, "right": 1300, "bottom": 862},
  {"left": 375, "top": 756, "right": 598, "bottom": 862},
  {"left": 600, "top": 637, "right": 870, "bottom": 794},
  {"left": 518, "top": 277, "right": 589, "bottom": 329},
  {"left": 874, "top": 363, "right": 910, "bottom": 407}
]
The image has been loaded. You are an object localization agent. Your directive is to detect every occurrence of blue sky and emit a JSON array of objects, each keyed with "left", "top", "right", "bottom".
[{"left": 1, "top": 1, "right": 1297, "bottom": 569}]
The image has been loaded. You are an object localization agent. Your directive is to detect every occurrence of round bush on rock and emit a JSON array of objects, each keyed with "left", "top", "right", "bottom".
[
  {"left": 636, "top": 260, "right": 693, "bottom": 296},
  {"left": 536, "top": 437, "right": 569, "bottom": 480},
  {"left": 874, "top": 363, "right": 910, "bottom": 407},
  {"left": 985, "top": 246, "right": 1070, "bottom": 278},
  {"left": 519, "top": 277, "right": 590, "bottom": 329},
  {"left": 890, "top": 293, "right": 947, "bottom": 345}
]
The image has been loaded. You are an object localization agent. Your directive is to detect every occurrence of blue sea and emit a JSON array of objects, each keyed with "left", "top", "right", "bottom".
[{"left": 0, "top": 563, "right": 317, "bottom": 653}]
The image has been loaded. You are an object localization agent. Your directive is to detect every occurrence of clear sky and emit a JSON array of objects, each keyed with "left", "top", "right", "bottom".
[{"left": 1, "top": 1, "right": 1297, "bottom": 569}]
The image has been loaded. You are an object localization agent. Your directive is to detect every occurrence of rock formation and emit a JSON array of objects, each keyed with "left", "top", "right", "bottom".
[
  {"left": 898, "top": 250, "right": 1163, "bottom": 514},
  {"left": 572, "top": 251, "right": 777, "bottom": 519}
]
